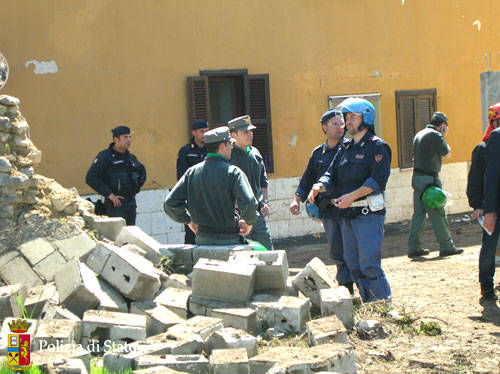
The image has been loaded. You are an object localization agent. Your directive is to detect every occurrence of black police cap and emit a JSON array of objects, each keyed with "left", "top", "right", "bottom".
[{"left": 111, "top": 126, "right": 131, "bottom": 137}]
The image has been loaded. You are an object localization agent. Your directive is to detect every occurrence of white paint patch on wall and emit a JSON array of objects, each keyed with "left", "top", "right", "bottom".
[
  {"left": 289, "top": 134, "right": 298, "bottom": 147},
  {"left": 25, "top": 60, "right": 58, "bottom": 74}
]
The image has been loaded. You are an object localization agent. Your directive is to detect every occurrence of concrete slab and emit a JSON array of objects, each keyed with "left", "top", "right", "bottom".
[
  {"left": 130, "top": 301, "right": 185, "bottom": 336},
  {"left": 292, "top": 257, "right": 337, "bottom": 307},
  {"left": 0, "top": 254, "right": 43, "bottom": 288},
  {"left": 166, "top": 316, "right": 224, "bottom": 342},
  {"left": 154, "top": 287, "right": 191, "bottom": 319},
  {"left": 32, "top": 319, "right": 82, "bottom": 351},
  {"left": 306, "top": 315, "right": 349, "bottom": 346},
  {"left": 24, "top": 283, "right": 59, "bottom": 319},
  {"left": 205, "top": 327, "right": 258, "bottom": 357},
  {"left": 0, "top": 284, "right": 26, "bottom": 320},
  {"left": 135, "top": 354, "right": 209, "bottom": 373},
  {"left": 210, "top": 348, "right": 249, "bottom": 374},
  {"left": 210, "top": 307, "right": 260, "bottom": 335},
  {"left": 251, "top": 295, "right": 311, "bottom": 332},
  {"left": 55, "top": 260, "right": 100, "bottom": 318},
  {"left": 320, "top": 287, "right": 354, "bottom": 330},
  {"left": 52, "top": 232, "right": 98, "bottom": 261},
  {"left": 34, "top": 250, "right": 67, "bottom": 282},
  {"left": 229, "top": 250, "right": 288, "bottom": 291},
  {"left": 18, "top": 237, "right": 55, "bottom": 265},
  {"left": 192, "top": 259, "right": 256, "bottom": 303}
]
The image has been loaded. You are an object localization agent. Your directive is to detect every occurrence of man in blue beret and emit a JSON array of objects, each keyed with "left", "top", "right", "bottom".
[
  {"left": 86, "top": 126, "right": 147, "bottom": 225},
  {"left": 290, "top": 109, "right": 354, "bottom": 293},
  {"left": 176, "top": 119, "right": 209, "bottom": 243}
]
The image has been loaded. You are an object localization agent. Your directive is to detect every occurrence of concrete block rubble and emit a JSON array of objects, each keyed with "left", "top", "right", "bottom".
[{"left": 0, "top": 95, "right": 361, "bottom": 373}]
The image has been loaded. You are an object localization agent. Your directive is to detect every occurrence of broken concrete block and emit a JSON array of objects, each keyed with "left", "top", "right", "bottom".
[
  {"left": 130, "top": 301, "right": 185, "bottom": 336},
  {"left": 210, "top": 307, "right": 260, "bottom": 335},
  {"left": 24, "top": 283, "right": 59, "bottom": 319},
  {"left": 229, "top": 250, "right": 288, "bottom": 291},
  {"left": 135, "top": 354, "right": 209, "bottom": 373},
  {"left": 147, "top": 331, "right": 203, "bottom": 355},
  {"left": 192, "top": 258, "right": 256, "bottom": 303},
  {"left": 292, "top": 257, "right": 337, "bottom": 307},
  {"left": 115, "top": 226, "right": 171, "bottom": 264},
  {"left": 34, "top": 249, "right": 67, "bottom": 282},
  {"left": 100, "top": 245, "right": 161, "bottom": 301},
  {"left": 18, "top": 237, "right": 55, "bottom": 265},
  {"left": 52, "top": 232, "right": 98, "bottom": 261},
  {"left": 0, "top": 254, "right": 43, "bottom": 288},
  {"left": 55, "top": 260, "right": 100, "bottom": 318},
  {"left": 32, "top": 319, "right": 82, "bottom": 351},
  {"left": 165, "top": 274, "right": 191, "bottom": 290},
  {"left": 249, "top": 344, "right": 355, "bottom": 374},
  {"left": 320, "top": 287, "right": 354, "bottom": 330},
  {"left": 188, "top": 295, "right": 244, "bottom": 317},
  {"left": 210, "top": 348, "right": 249, "bottom": 374},
  {"left": 31, "top": 344, "right": 90, "bottom": 373},
  {"left": 166, "top": 316, "right": 224, "bottom": 342},
  {"left": 81, "top": 310, "right": 147, "bottom": 347},
  {"left": 192, "top": 244, "right": 250, "bottom": 263},
  {"left": 96, "top": 278, "right": 128, "bottom": 313},
  {"left": 84, "top": 242, "right": 115, "bottom": 274},
  {"left": 205, "top": 327, "right": 258, "bottom": 357},
  {"left": 306, "top": 315, "right": 348, "bottom": 346},
  {"left": 0, "top": 284, "right": 27, "bottom": 320},
  {"left": 86, "top": 216, "right": 126, "bottom": 241},
  {"left": 40, "top": 302, "right": 80, "bottom": 321},
  {"left": 251, "top": 295, "right": 311, "bottom": 332},
  {"left": 46, "top": 358, "right": 89, "bottom": 374},
  {"left": 155, "top": 287, "right": 191, "bottom": 319}
]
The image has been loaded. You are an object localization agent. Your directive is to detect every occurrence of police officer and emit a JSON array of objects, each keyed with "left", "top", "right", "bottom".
[
  {"left": 308, "top": 98, "right": 392, "bottom": 302},
  {"left": 176, "top": 119, "right": 209, "bottom": 243},
  {"left": 290, "top": 109, "right": 354, "bottom": 293},
  {"left": 228, "top": 115, "right": 273, "bottom": 250},
  {"left": 408, "top": 112, "right": 463, "bottom": 257},
  {"left": 86, "top": 126, "right": 146, "bottom": 225},
  {"left": 164, "top": 126, "right": 258, "bottom": 246},
  {"left": 469, "top": 103, "right": 500, "bottom": 301}
]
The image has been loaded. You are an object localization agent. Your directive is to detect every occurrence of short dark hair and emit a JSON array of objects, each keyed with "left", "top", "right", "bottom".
[
  {"left": 206, "top": 140, "right": 226, "bottom": 153},
  {"left": 431, "top": 118, "right": 446, "bottom": 127}
]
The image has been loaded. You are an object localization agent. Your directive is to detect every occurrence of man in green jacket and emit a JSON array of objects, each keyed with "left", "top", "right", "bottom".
[
  {"left": 229, "top": 115, "right": 273, "bottom": 250},
  {"left": 164, "top": 126, "right": 258, "bottom": 245},
  {"left": 408, "top": 112, "right": 463, "bottom": 258}
]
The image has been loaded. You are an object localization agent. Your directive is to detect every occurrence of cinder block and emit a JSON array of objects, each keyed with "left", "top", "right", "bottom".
[
  {"left": 0, "top": 255, "right": 43, "bottom": 288},
  {"left": 55, "top": 260, "right": 100, "bottom": 318},
  {"left": 86, "top": 216, "right": 126, "bottom": 241},
  {"left": 165, "top": 274, "right": 191, "bottom": 290},
  {"left": 210, "top": 307, "right": 260, "bottom": 335},
  {"left": 18, "top": 238, "right": 55, "bottom": 265},
  {"left": 292, "top": 257, "right": 337, "bottom": 307},
  {"left": 154, "top": 287, "right": 191, "bottom": 319},
  {"left": 32, "top": 319, "right": 82, "bottom": 351},
  {"left": 0, "top": 284, "right": 26, "bottom": 319},
  {"left": 135, "top": 354, "right": 209, "bottom": 373},
  {"left": 252, "top": 295, "right": 311, "bottom": 332},
  {"left": 320, "top": 287, "right": 354, "bottom": 330},
  {"left": 121, "top": 243, "right": 148, "bottom": 257},
  {"left": 115, "top": 226, "right": 172, "bottom": 264},
  {"left": 100, "top": 245, "right": 161, "bottom": 301},
  {"left": 147, "top": 331, "right": 203, "bottom": 355},
  {"left": 192, "top": 245, "right": 251, "bottom": 263},
  {"left": 30, "top": 344, "right": 90, "bottom": 373},
  {"left": 188, "top": 295, "right": 244, "bottom": 317},
  {"left": 229, "top": 250, "right": 288, "bottom": 291},
  {"left": 210, "top": 348, "right": 249, "bottom": 374},
  {"left": 306, "top": 315, "right": 348, "bottom": 346},
  {"left": 84, "top": 242, "right": 115, "bottom": 274},
  {"left": 40, "top": 302, "right": 80, "bottom": 321},
  {"left": 46, "top": 358, "right": 88, "bottom": 374},
  {"left": 166, "top": 316, "right": 224, "bottom": 342},
  {"left": 130, "top": 301, "right": 185, "bottom": 336},
  {"left": 34, "top": 250, "right": 67, "bottom": 282},
  {"left": 132, "top": 366, "right": 187, "bottom": 374},
  {"left": 192, "top": 259, "right": 256, "bottom": 303},
  {"left": 96, "top": 278, "right": 128, "bottom": 313},
  {"left": 24, "top": 283, "right": 59, "bottom": 319},
  {"left": 81, "top": 310, "right": 147, "bottom": 347},
  {"left": 205, "top": 327, "right": 258, "bottom": 357},
  {"left": 52, "top": 232, "right": 98, "bottom": 261}
]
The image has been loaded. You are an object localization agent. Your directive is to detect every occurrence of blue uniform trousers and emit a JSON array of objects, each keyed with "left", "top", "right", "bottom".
[
  {"left": 340, "top": 213, "right": 392, "bottom": 302},
  {"left": 479, "top": 220, "right": 499, "bottom": 288},
  {"left": 321, "top": 218, "right": 353, "bottom": 285}
]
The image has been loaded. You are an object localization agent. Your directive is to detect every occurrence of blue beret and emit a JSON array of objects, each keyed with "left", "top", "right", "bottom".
[
  {"left": 320, "top": 109, "right": 342, "bottom": 124},
  {"left": 192, "top": 119, "right": 208, "bottom": 130},
  {"left": 111, "top": 126, "right": 131, "bottom": 137}
]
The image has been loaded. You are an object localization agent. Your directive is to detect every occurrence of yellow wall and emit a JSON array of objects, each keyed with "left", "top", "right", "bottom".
[{"left": 1, "top": 0, "right": 497, "bottom": 193}]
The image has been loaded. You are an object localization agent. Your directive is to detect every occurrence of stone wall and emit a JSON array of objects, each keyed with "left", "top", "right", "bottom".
[{"left": 85, "top": 161, "right": 471, "bottom": 243}]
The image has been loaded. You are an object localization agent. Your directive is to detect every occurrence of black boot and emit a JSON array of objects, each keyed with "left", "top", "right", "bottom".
[
  {"left": 480, "top": 283, "right": 498, "bottom": 302},
  {"left": 340, "top": 282, "right": 354, "bottom": 295}
]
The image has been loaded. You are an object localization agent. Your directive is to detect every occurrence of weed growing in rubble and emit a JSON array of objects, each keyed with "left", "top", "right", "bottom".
[{"left": 418, "top": 320, "right": 442, "bottom": 336}]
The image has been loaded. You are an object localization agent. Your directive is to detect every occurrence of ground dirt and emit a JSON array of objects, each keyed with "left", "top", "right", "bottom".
[{"left": 274, "top": 214, "right": 500, "bottom": 373}]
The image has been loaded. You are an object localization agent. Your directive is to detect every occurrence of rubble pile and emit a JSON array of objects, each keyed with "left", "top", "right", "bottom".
[{"left": 0, "top": 95, "right": 364, "bottom": 373}]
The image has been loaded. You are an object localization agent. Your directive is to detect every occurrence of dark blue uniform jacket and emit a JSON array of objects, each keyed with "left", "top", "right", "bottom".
[
  {"left": 295, "top": 139, "right": 348, "bottom": 219},
  {"left": 484, "top": 128, "right": 500, "bottom": 215},
  {"left": 176, "top": 138, "right": 207, "bottom": 180},
  {"left": 319, "top": 132, "right": 391, "bottom": 218}
]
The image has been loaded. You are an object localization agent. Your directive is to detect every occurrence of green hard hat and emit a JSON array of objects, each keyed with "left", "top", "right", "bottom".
[{"left": 422, "top": 186, "right": 447, "bottom": 209}]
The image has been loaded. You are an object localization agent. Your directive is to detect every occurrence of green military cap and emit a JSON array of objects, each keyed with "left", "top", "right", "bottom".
[
  {"left": 228, "top": 115, "right": 257, "bottom": 132},
  {"left": 203, "top": 126, "right": 231, "bottom": 144}
]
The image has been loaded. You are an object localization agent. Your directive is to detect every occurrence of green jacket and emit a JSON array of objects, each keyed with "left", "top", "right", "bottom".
[
  {"left": 413, "top": 124, "right": 450, "bottom": 174},
  {"left": 230, "top": 145, "right": 268, "bottom": 202},
  {"left": 164, "top": 155, "right": 258, "bottom": 228}
]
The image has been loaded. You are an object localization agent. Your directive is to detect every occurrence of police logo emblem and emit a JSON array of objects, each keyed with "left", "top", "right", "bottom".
[
  {"left": 375, "top": 154, "right": 383, "bottom": 163},
  {"left": 6, "top": 319, "right": 32, "bottom": 370},
  {"left": 0, "top": 53, "right": 9, "bottom": 90}
]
